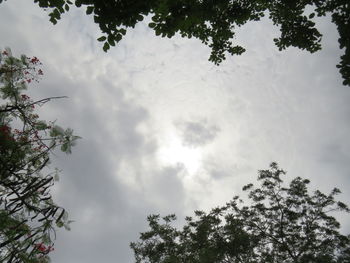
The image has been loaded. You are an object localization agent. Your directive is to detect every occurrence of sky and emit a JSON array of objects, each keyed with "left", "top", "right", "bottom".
[{"left": 1, "top": 1, "right": 350, "bottom": 262}]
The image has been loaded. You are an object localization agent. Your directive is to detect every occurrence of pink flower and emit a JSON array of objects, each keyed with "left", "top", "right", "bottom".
[
  {"left": 21, "top": 94, "right": 30, "bottom": 100},
  {"left": 30, "top": 56, "right": 40, "bottom": 64},
  {"left": 35, "top": 243, "right": 47, "bottom": 252},
  {"left": 35, "top": 243, "right": 55, "bottom": 253}
]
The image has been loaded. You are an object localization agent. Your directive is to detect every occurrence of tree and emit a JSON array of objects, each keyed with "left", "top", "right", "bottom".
[
  {"left": 2, "top": 0, "right": 348, "bottom": 86},
  {"left": 0, "top": 48, "right": 79, "bottom": 262},
  {"left": 131, "top": 163, "right": 350, "bottom": 263}
]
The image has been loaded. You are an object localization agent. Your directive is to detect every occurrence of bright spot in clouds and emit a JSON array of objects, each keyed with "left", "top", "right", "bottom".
[{"left": 157, "top": 132, "right": 202, "bottom": 175}]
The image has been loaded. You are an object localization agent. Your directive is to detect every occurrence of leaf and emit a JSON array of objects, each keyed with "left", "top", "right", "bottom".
[
  {"left": 86, "top": 6, "right": 94, "bottom": 15},
  {"left": 97, "top": 36, "right": 107, "bottom": 42},
  {"left": 149, "top": 22, "right": 157, "bottom": 28},
  {"left": 61, "top": 141, "right": 72, "bottom": 153},
  {"left": 53, "top": 8, "right": 61, "bottom": 19},
  {"left": 108, "top": 35, "right": 115, "bottom": 46},
  {"left": 109, "top": 40, "right": 115, "bottom": 46},
  {"left": 50, "top": 125, "right": 64, "bottom": 136},
  {"left": 115, "top": 34, "right": 122, "bottom": 42},
  {"left": 94, "top": 15, "right": 100, "bottom": 23},
  {"left": 58, "top": 5, "right": 64, "bottom": 13},
  {"left": 242, "top": 183, "right": 253, "bottom": 191},
  {"left": 50, "top": 17, "right": 57, "bottom": 25},
  {"left": 103, "top": 42, "right": 110, "bottom": 52},
  {"left": 35, "top": 120, "right": 47, "bottom": 130},
  {"left": 119, "top": 28, "right": 127, "bottom": 35},
  {"left": 137, "top": 14, "right": 144, "bottom": 21},
  {"left": 151, "top": 15, "right": 159, "bottom": 22},
  {"left": 75, "top": 0, "right": 82, "bottom": 7}
]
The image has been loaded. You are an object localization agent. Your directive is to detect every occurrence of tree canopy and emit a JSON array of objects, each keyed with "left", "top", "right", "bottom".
[
  {"left": 7, "top": 0, "right": 348, "bottom": 86},
  {"left": 131, "top": 163, "right": 350, "bottom": 263},
  {"left": 0, "top": 48, "right": 79, "bottom": 262}
]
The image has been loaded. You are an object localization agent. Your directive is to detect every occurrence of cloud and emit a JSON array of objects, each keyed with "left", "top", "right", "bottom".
[
  {"left": 46, "top": 76, "right": 188, "bottom": 262},
  {"left": 175, "top": 119, "right": 220, "bottom": 148}
]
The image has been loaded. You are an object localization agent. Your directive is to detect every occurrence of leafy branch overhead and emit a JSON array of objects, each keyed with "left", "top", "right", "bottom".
[
  {"left": 20, "top": 0, "right": 350, "bottom": 86},
  {"left": 131, "top": 163, "right": 350, "bottom": 263}
]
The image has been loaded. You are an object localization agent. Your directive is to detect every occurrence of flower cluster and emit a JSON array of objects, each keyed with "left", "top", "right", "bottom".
[
  {"left": 0, "top": 124, "right": 14, "bottom": 142},
  {"left": 30, "top": 56, "right": 40, "bottom": 64},
  {"left": 25, "top": 56, "right": 43, "bottom": 83},
  {"left": 21, "top": 94, "right": 30, "bottom": 100},
  {"left": 35, "top": 243, "right": 55, "bottom": 254},
  {"left": 3, "top": 93, "right": 53, "bottom": 153},
  {"left": 0, "top": 50, "right": 44, "bottom": 84},
  {"left": 0, "top": 124, "right": 11, "bottom": 135}
]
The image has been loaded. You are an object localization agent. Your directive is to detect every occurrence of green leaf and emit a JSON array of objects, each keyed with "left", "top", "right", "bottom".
[
  {"left": 119, "top": 28, "right": 127, "bottom": 35},
  {"left": 149, "top": 22, "right": 157, "bottom": 28},
  {"left": 50, "top": 125, "right": 64, "bottom": 137},
  {"left": 58, "top": 5, "right": 64, "bottom": 13},
  {"left": 53, "top": 8, "right": 61, "bottom": 19},
  {"left": 151, "top": 15, "right": 159, "bottom": 22},
  {"left": 50, "top": 17, "right": 57, "bottom": 25},
  {"left": 97, "top": 36, "right": 106, "bottom": 42},
  {"left": 115, "top": 34, "right": 122, "bottom": 42},
  {"left": 35, "top": 120, "right": 47, "bottom": 130},
  {"left": 108, "top": 35, "right": 115, "bottom": 46},
  {"left": 61, "top": 142, "right": 72, "bottom": 153},
  {"left": 103, "top": 42, "right": 110, "bottom": 52},
  {"left": 86, "top": 6, "right": 94, "bottom": 15},
  {"left": 137, "top": 14, "right": 144, "bottom": 21},
  {"left": 75, "top": 0, "right": 82, "bottom": 7}
]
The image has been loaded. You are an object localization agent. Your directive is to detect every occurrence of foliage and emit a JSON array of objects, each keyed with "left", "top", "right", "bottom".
[
  {"left": 0, "top": 48, "right": 79, "bottom": 262},
  {"left": 3, "top": 0, "right": 347, "bottom": 86},
  {"left": 131, "top": 163, "right": 350, "bottom": 263}
]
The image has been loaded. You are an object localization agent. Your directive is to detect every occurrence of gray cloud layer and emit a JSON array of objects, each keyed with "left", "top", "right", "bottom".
[{"left": 1, "top": 1, "right": 350, "bottom": 262}]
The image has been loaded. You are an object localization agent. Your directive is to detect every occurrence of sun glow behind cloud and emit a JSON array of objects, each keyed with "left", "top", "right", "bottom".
[{"left": 157, "top": 132, "right": 203, "bottom": 175}]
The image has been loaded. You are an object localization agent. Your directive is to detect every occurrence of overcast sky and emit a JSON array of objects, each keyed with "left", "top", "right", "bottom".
[{"left": 1, "top": 1, "right": 350, "bottom": 262}]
